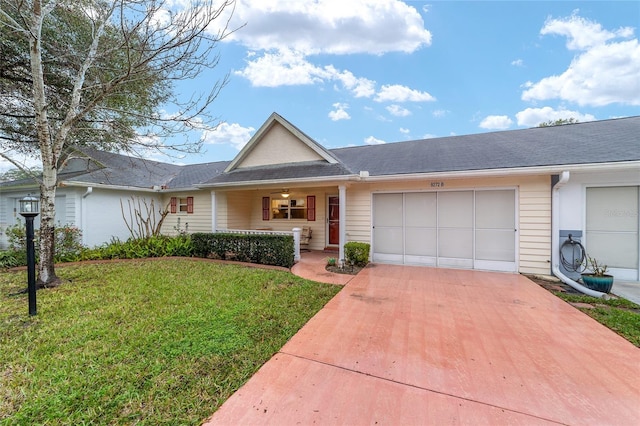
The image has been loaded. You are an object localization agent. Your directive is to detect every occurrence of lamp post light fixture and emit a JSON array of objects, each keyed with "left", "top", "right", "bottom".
[{"left": 19, "top": 194, "right": 39, "bottom": 316}]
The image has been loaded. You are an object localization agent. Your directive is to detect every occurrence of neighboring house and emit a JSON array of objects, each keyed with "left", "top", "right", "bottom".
[
  {"left": 0, "top": 147, "right": 228, "bottom": 248},
  {"left": 1, "top": 114, "right": 638, "bottom": 281}
]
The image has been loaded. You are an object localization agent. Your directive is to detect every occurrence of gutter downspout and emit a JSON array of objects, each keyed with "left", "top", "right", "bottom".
[
  {"left": 81, "top": 187, "right": 92, "bottom": 247},
  {"left": 551, "top": 172, "right": 607, "bottom": 299}
]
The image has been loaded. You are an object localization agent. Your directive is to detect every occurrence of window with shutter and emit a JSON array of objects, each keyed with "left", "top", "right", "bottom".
[
  {"left": 307, "top": 195, "right": 316, "bottom": 221},
  {"left": 170, "top": 197, "right": 177, "bottom": 214},
  {"left": 187, "top": 197, "right": 194, "bottom": 214},
  {"left": 262, "top": 197, "right": 270, "bottom": 221}
]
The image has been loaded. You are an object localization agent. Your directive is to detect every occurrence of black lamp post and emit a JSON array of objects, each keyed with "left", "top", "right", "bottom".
[{"left": 19, "top": 194, "right": 39, "bottom": 316}]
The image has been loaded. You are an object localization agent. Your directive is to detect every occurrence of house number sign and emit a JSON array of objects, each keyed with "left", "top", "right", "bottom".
[{"left": 430, "top": 181, "right": 445, "bottom": 188}]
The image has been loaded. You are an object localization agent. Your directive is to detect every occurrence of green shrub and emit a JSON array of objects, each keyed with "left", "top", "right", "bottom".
[
  {"left": 4, "top": 221, "right": 85, "bottom": 262},
  {"left": 344, "top": 242, "right": 370, "bottom": 267},
  {"left": 191, "top": 232, "right": 295, "bottom": 268},
  {"left": 83, "top": 235, "right": 194, "bottom": 260},
  {"left": 0, "top": 250, "right": 26, "bottom": 268}
]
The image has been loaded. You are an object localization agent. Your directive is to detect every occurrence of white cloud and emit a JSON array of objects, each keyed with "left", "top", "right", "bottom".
[
  {"left": 236, "top": 50, "right": 377, "bottom": 98},
  {"left": 364, "top": 136, "right": 386, "bottom": 145},
  {"left": 541, "top": 12, "right": 634, "bottom": 50},
  {"left": 386, "top": 104, "right": 411, "bottom": 117},
  {"left": 511, "top": 59, "right": 524, "bottom": 67},
  {"left": 399, "top": 127, "right": 410, "bottom": 135},
  {"left": 327, "top": 67, "right": 376, "bottom": 98},
  {"left": 522, "top": 14, "right": 640, "bottom": 106},
  {"left": 328, "top": 103, "right": 351, "bottom": 121},
  {"left": 479, "top": 115, "right": 513, "bottom": 130},
  {"left": 432, "top": 109, "right": 448, "bottom": 118},
  {"left": 235, "top": 49, "right": 329, "bottom": 87},
  {"left": 202, "top": 122, "right": 255, "bottom": 150},
  {"left": 226, "top": 0, "right": 432, "bottom": 55},
  {"left": 375, "top": 84, "right": 435, "bottom": 102},
  {"left": 515, "top": 107, "right": 596, "bottom": 127}
]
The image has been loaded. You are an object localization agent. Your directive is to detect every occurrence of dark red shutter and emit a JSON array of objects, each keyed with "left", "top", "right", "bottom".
[
  {"left": 262, "top": 197, "right": 270, "bottom": 221},
  {"left": 170, "top": 197, "right": 177, "bottom": 213},
  {"left": 307, "top": 195, "right": 316, "bottom": 221},
  {"left": 186, "top": 196, "right": 194, "bottom": 214}
]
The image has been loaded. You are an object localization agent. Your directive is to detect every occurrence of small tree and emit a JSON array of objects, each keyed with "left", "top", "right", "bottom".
[{"left": 120, "top": 197, "right": 169, "bottom": 239}]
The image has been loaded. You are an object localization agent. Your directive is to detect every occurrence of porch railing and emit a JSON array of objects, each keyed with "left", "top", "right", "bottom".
[{"left": 214, "top": 228, "right": 302, "bottom": 262}]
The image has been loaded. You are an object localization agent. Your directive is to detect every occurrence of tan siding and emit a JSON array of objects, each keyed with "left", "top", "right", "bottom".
[
  {"left": 345, "top": 187, "right": 371, "bottom": 244},
  {"left": 518, "top": 176, "right": 552, "bottom": 275},
  {"left": 237, "top": 122, "right": 324, "bottom": 168},
  {"left": 226, "top": 192, "right": 252, "bottom": 229},
  {"left": 162, "top": 192, "right": 212, "bottom": 236}
]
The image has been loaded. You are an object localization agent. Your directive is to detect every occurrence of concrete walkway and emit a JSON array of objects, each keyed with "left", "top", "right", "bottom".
[{"left": 205, "top": 262, "right": 639, "bottom": 425}]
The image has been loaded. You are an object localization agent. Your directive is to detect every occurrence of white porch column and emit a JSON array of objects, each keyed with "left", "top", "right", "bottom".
[
  {"left": 292, "top": 227, "right": 301, "bottom": 262},
  {"left": 210, "top": 190, "right": 217, "bottom": 232},
  {"left": 338, "top": 184, "right": 346, "bottom": 262}
]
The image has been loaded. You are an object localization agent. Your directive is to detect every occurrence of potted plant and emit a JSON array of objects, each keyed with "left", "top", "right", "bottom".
[{"left": 581, "top": 255, "right": 614, "bottom": 293}]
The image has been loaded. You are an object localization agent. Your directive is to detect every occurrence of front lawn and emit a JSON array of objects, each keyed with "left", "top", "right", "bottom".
[{"left": 0, "top": 259, "right": 342, "bottom": 424}]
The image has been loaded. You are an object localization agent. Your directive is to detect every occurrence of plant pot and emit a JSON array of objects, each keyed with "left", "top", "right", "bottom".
[{"left": 581, "top": 274, "right": 614, "bottom": 293}]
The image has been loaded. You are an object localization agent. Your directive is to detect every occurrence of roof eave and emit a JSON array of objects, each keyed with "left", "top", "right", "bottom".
[
  {"left": 195, "top": 174, "right": 359, "bottom": 189},
  {"left": 358, "top": 161, "right": 640, "bottom": 182}
]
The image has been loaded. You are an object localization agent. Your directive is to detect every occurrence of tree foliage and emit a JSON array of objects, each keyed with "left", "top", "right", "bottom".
[
  {"left": 0, "top": 0, "right": 237, "bottom": 285},
  {"left": 537, "top": 118, "right": 579, "bottom": 127}
]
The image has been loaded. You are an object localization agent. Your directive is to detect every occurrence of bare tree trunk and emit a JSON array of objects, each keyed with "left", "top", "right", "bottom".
[{"left": 29, "top": 0, "right": 60, "bottom": 286}]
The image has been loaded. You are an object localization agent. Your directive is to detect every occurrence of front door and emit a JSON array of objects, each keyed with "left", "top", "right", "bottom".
[{"left": 328, "top": 195, "right": 340, "bottom": 246}]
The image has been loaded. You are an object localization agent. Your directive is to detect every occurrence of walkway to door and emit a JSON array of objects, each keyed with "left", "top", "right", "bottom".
[{"left": 205, "top": 264, "right": 639, "bottom": 425}]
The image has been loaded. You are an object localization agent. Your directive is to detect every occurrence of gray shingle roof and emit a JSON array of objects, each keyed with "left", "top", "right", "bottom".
[
  {"left": 66, "top": 148, "right": 184, "bottom": 188},
  {"left": 203, "top": 160, "right": 353, "bottom": 185},
  {"left": 2, "top": 116, "right": 638, "bottom": 191},
  {"left": 168, "top": 161, "right": 230, "bottom": 188},
  {"left": 332, "top": 116, "right": 640, "bottom": 176}
]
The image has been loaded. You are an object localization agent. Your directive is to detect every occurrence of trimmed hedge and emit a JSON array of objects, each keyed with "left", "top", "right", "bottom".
[
  {"left": 191, "top": 233, "right": 295, "bottom": 268},
  {"left": 344, "top": 241, "right": 370, "bottom": 267}
]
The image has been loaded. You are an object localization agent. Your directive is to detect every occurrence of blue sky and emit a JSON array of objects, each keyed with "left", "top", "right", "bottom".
[
  {"left": 175, "top": 0, "right": 639, "bottom": 165},
  {"left": 2, "top": 0, "right": 639, "bottom": 171}
]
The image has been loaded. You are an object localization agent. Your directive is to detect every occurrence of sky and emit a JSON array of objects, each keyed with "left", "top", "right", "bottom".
[{"left": 2, "top": 0, "right": 640, "bottom": 171}]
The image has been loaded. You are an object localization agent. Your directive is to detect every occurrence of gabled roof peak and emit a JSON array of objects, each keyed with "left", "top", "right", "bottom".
[{"left": 224, "top": 112, "right": 340, "bottom": 172}]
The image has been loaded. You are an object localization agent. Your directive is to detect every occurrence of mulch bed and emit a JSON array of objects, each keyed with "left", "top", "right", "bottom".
[{"left": 325, "top": 264, "right": 364, "bottom": 275}]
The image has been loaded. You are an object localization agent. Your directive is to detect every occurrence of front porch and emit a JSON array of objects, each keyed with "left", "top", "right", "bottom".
[{"left": 210, "top": 184, "right": 350, "bottom": 261}]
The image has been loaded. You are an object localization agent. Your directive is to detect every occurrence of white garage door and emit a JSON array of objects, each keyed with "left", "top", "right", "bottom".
[
  {"left": 586, "top": 186, "right": 639, "bottom": 280},
  {"left": 372, "top": 190, "right": 516, "bottom": 272}
]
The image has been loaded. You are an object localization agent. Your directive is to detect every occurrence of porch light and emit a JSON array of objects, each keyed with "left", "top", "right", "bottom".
[
  {"left": 19, "top": 194, "right": 39, "bottom": 216},
  {"left": 19, "top": 194, "right": 39, "bottom": 316},
  {"left": 281, "top": 190, "right": 290, "bottom": 198}
]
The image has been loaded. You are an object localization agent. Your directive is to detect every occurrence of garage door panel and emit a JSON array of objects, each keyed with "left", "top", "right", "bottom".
[
  {"left": 373, "top": 193, "right": 403, "bottom": 227},
  {"left": 476, "top": 190, "right": 515, "bottom": 228},
  {"left": 587, "top": 187, "right": 638, "bottom": 232},
  {"left": 405, "top": 193, "right": 436, "bottom": 227},
  {"left": 438, "top": 191, "right": 473, "bottom": 227},
  {"left": 373, "top": 227, "right": 403, "bottom": 255},
  {"left": 438, "top": 228, "right": 473, "bottom": 259},
  {"left": 586, "top": 186, "right": 639, "bottom": 277},
  {"left": 405, "top": 228, "right": 436, "bottom": 256},
  {"left": 476, "top": 229, "right": 516, "bottom": 261},
  {"left": 586, "top": 232, "right": 639, "bottom": 269}
]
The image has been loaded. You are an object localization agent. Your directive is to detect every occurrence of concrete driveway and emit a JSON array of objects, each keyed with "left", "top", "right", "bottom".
[{"left": 205, "top": 264, "right": 639, "bottom": 425}]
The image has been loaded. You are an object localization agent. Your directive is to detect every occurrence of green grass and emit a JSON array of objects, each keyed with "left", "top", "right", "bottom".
[
  {"left": 553, "top": 292, "right": 640, "bottom": 347},
  {"left": 0, "top": 259, "right": 342, "bottom": 425}
]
